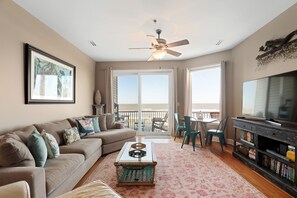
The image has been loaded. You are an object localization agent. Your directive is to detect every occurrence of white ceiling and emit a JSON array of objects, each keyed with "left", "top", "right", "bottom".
[{"left": 14, "top": 0, "right": 297, "bottom": 62}]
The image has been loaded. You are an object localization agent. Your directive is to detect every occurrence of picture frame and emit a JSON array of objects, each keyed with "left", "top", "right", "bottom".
[{"left": 25, "top": 44, "right": 76, "bottom": 104}]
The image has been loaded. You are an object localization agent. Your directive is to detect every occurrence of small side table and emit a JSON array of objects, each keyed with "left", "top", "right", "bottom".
[{"left": 93, "top": 104, "right": 105, "bottom": 115}]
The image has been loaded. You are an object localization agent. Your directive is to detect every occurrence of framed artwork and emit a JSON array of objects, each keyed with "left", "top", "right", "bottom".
[{"left": 25, "top": 44, "right": 76, "bottom": 104}]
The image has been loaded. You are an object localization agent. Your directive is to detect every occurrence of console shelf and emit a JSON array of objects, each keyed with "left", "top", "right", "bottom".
[{"left": 232, "top": 118, "right": 297, "bottom": 196}]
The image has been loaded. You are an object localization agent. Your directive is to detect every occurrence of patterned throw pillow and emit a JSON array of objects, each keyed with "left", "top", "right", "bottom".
[
  {"left": 27, "top": 130, "right": 48, "bottom": 167},
  {"left": 0, "top": 135, "right": 35, "bottom": 167},
  {"left": 41, "top": 130, "right": 60, "bottom": 159},
  {"left": 76, "top": 118, "right": 95, "bottom": 136},
  {"left": 63, "top": 127, "right": 80, "bottom": 145}
]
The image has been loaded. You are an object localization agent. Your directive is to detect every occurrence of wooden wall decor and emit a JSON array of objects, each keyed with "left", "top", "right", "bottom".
[{"left": 256, "top": 29, "right": 297, "bottom": 65}]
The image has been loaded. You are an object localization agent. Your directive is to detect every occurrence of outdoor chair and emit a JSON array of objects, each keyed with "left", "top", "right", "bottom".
[
  {"left": 151, "top": 112, "right": 168, "bottom": 132},
  {"left": 134, "top": 120, "right": 145, "bottom": 131},
  {"left": 174, "top": 113, "right": 186, "bottom": 140},
  {"left": 181, "top": 116, "right": 202, "bottom": 151},
  {"left": 205, "top": 117, "right": 228, "bottom": 151}
]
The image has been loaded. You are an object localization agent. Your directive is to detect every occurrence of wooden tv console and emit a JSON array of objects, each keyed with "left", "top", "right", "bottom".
[{"left": 232, "top": 118, "right": 297, "bottom": 196}]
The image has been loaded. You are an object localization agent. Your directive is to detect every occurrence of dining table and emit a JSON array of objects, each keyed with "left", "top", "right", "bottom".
[
  {"left": 193, "top": 118, "right": 217, "bottom": 147},
  {"left": 179, "top": 117, "right": 217, "bottom": 147}
]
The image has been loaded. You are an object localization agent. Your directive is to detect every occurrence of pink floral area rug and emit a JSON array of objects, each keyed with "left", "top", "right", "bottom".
[{"left": 83, "top": 141, "right": 266, "bottom": 198}]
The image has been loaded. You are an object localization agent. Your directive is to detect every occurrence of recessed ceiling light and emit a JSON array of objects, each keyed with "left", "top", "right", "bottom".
[
  {"left": 90, "top": 40, "right": 97, "bottom": 46},
  {"left": 216, "top": 40, "right": 223, "bottom": 45}
]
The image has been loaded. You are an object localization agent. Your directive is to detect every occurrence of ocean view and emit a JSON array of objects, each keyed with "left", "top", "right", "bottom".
[{"left": 119, "top": 103, "right": 219, "bottom": 112}]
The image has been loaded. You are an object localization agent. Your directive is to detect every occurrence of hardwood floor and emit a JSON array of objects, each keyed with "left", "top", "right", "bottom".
[
  {"left": 76, "top": 137, "right": 292, "bottom": 198},
  {"left": 196, "top": 140, "right": 293, "bottom": 198}
]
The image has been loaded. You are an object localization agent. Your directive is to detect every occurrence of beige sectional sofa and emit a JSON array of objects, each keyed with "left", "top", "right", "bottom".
[{"left": 0, "top": 115, "right": 136, "bottom": 198}]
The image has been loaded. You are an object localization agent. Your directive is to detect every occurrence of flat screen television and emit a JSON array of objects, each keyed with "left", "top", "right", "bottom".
[{"left": 242, "top": 70, "right": 297, "bottom": 124}]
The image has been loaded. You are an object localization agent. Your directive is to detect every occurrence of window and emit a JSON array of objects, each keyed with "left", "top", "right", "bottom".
[{"left": 191, "top": 66, "right": 221, "bottom": 118}]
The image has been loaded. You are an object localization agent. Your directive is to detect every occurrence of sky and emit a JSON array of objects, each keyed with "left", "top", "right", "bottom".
[
  {"left": 117, "top": 67, "right": 220, "bottom": 105},
  {"left": 191, "top": 67, "right": 221, "bottom": 103},
  {"left": 117, "top": 75, "right": 169, "bottom": 104}
]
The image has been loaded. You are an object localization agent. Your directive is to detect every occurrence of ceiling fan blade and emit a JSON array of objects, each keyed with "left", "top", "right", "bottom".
[
  {"left": 165, "top": 49, "right": 182, "bottom": 57},
  {"left": 167, "top": 39, "right": 189, "bottom": 48},
  {"left": 147, "top": 35, "right": 159, "bottom": 46},
  {"left": 147, "top": 55, "right": 154, "bottom": 61},
  {"left": 129, "top": 47, "right": 154, "bottom": 50}
]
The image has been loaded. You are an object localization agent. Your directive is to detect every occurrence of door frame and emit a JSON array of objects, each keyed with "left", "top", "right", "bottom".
[{"left": 113, "top": 69, "right": 174, "bottom": 136}]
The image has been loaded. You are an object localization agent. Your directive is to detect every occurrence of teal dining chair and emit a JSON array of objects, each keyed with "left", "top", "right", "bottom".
[
  {"left": 181, "top": 116, "right": 203, "bottom": 151},
  {"left": 205, "top": 117, "right": 228, "bottom": 151},
  {"left": 174, "top": 113, "right": 186, "bottom": 140}
]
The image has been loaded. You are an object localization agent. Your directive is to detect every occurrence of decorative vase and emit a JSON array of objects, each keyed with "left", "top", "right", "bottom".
[{"left": 94, "top": 90, "right": 101, "bottom": 105}]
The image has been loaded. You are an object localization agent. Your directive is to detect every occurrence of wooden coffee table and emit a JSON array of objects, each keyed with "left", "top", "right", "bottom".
[{"left": 114, "top": 142, "right": 157, "bottom": 186}]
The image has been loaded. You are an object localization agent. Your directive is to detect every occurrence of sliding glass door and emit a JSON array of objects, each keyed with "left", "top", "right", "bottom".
[{"left": 114, "top": 70, "right": 171, "bottom": 136}]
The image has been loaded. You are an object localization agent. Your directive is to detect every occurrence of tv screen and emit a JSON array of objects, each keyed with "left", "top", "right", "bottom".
[{"left": 242, "top": 70, "right": 297, "bottom": 123}]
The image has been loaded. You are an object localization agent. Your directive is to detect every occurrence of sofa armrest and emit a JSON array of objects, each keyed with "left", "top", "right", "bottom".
[
  {"left": 0, "top": 167, "right": 46, "bottom": 198},
  {"left": 113, "top": 122, "right": 125, "bottom": 129},
  {"left": 0, "top": 181, "right": 30, "bottom": 198}
]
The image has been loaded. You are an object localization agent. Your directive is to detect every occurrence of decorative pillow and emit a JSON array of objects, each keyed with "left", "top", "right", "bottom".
[
  {"left": 0, "top": 136, "right": 35, "bottom": 167},
  {"left": 76, "top": 118, "right": 95, "bottom": 136},
  {"left": 27, "top": 130, "right": 48, "bottom": 167},
  {"left": 106, "top": 113, "right": 116, "bottom": 129},
  {"left": 0, "top": 132, "right": 22, "bottom": 142},
  {"left": 91, "top": 117, "right": 101, "bottom": 133},
  {"left": 63, "top": 127, "right": 80, "bottom": 145},
  {"left": 99, "top": 114, "right": 107, "bottom": 131},
  {"left": 41, "top": 130, "right": 60, "bottom": 159}
]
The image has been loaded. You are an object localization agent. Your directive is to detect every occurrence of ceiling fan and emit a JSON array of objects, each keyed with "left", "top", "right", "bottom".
[{"left": 129, "top": 29, "right": 189, "bottom": 61}]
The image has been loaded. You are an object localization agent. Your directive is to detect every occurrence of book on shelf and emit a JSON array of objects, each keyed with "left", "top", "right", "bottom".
[
  {"left": 241, "top": 131, "right": 254, "bottom": 144},
  {"left": 261, "top": 154, "right": 295, "bottom": 182}
]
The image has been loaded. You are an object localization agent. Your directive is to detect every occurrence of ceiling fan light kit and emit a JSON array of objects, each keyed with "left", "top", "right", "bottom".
[
  {"left": 152, "top": 49, "right": 166, "bottom": 60},
  {"left": 129, "top": 28, "right": 189, "bottom": 61}
]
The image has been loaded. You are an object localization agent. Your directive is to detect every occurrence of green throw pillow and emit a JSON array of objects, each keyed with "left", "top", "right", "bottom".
[
  {"left": 27, "top": 130, "right": 48, "bottom": 167},
  {"left": 92, "top": 117, "right": 101, "bottom": 133}
]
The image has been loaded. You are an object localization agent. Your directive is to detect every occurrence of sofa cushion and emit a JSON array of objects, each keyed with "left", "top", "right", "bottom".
[
  {"left": 99, "top": 115, "right": 107, "bottom": 131},
  {"left": 35, "top": 120, "right": 72, "bottom": 145},
  {"left": 12, "top": 125, "right": 38, "bottom": 145},
  {"left": 27, "top": 130, "right": 48, "bottom": 167},
  {"left": 67, "top": 117, "right": 83, "bottom": 128},
  {"left": 59, "top": 139, "right": 102, "bottom": 160},
  {"left": 82, "top": 128, "right": 136, "bottom": 145},
  {"left": 106, "top": 113, "right": 116, "bottom": 129},
  {"left": 44, "top": 153, "right": 84, "bottom": 195},
  {"left": 0, "top": 136, "right": 35, "bottom": 167},
  {"left": 63, "top": 127, "right": 80, "bottom": 145},
  {"left": 41, "top": 130, "right": 60, "bottom": 159}
]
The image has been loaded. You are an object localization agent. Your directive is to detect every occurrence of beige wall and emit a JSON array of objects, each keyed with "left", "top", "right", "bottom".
[
  {"left": 0, "top": 1, "right": 96, "bottom": 131},
  {"left": 231, "top": 3, "right": 297, "bottom": 118}
]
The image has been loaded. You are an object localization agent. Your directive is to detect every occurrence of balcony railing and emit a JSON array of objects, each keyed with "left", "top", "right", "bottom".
[
  {"left": 118, "top": 111, "right": 168, "bottom": 130},
  {"left": 118, "top": 110, "right": 220, "bottom": 130}
]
